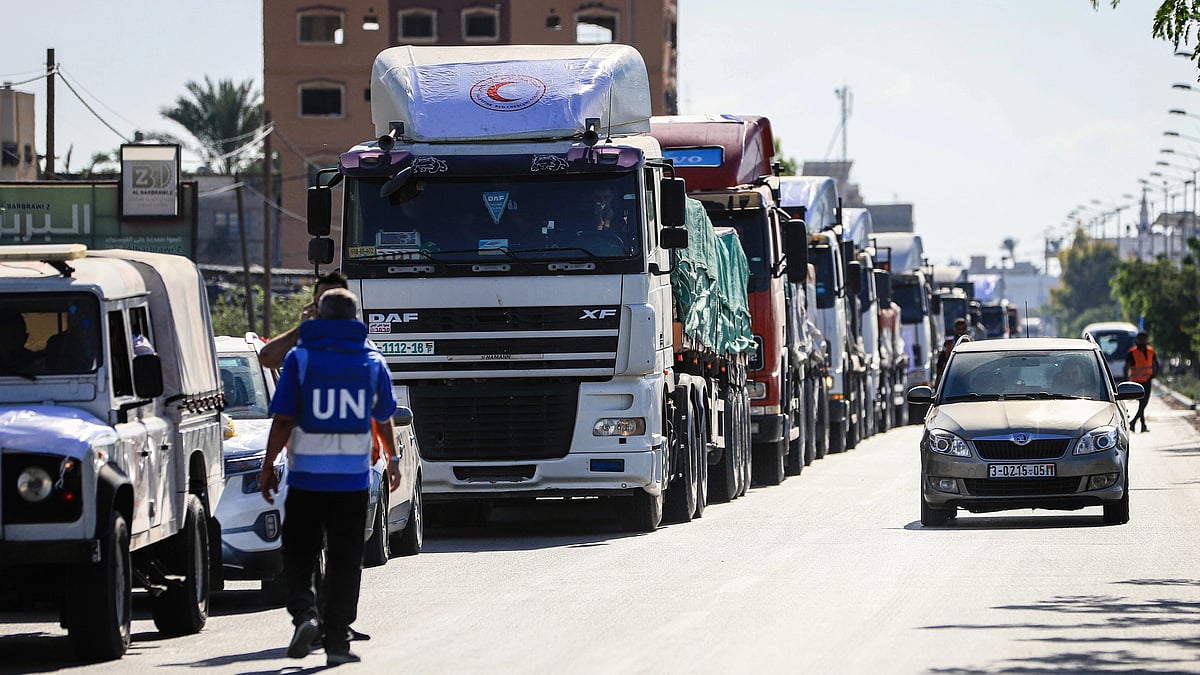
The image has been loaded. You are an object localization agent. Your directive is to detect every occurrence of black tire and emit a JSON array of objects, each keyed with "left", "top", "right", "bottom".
[
  {"left": 692, "top": 393, "right": 708, "bottom": 519},
  {"left": 708, "top": 388, "right": 737, "bottom": 504},
  {"left": 737, "top": 392, "right": 752, "bottom": 497},
  {"left": 828, "top": 419, "right": 847, "bottom": 455},
  {"left": 1103, "top": 476, "right": 1130, "bottom": 525},
  {"left": 921, "top": 497, "right": 953, "bottom": 527},
  {"left": 752, "top": 439, "right": 786, "bottom": 487},
  {"left": 619, "top": 488, "right": 663, "bottom": 532},
  {"left": 363, "top": 486, "right": 390, "bottom": 568},
  {"left": 153, "top": 494, "right": 210, "bottom": 637},
  {"left": 815, "top": 384, "right": 830, "bottom": 460},
  {"left": 784, "top": 374, "right": 805, "bottom": 476},
  {"left": 664, "top": 390, "right": 696, "bottom": 524},
  {"left": 66, "top": 510, "right": 131, "bottom": 660},
  {"left": 391, "top": 471, "right": 424, "bottom": 556},
  {"left": 803, "top": 378, "right": 818, "bottom": 466}
]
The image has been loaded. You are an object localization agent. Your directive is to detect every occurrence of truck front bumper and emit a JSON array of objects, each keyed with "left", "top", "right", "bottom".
[
  {"left": 749, "top": 412, "right": 786, "bottom": 444},
  {"left": 422, "top": 448, "right": 661, "bottom": 499}
]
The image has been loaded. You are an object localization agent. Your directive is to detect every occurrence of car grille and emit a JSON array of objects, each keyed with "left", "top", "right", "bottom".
[
  {"left": 973, "top": 438, "right": 1070, "bottom": 460},
  {"left": 409, "top": 379, "right": 578, "bottom": 461},
  {"left": 964, "top": 477, "right": 1084, "bottom": 497}
]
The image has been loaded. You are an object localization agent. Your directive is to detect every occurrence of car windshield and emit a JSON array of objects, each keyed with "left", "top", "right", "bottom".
[
  {"left": 0, "top": 294, "right": 101, "bottom": 376},
  {"left": 1092, "top": 330, "right": 1136, "bottom": 364},
  {"left": 940, "top": 350, "right": 1107, "bottom": 401},
  {"left": 219, "top": 353, "right": 271, "bottom": 419},
  {"left": 343, "top": 172, "right": 642, "bottom": 263}
]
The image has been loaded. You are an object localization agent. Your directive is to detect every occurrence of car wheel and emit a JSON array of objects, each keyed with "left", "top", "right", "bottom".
[
  {"left": 363, "top": 486, "right": 390, "bottom": 568},
  {"left": 152, "top": 494, "right": 210, "bottom": 636},
  {"left": 391, "top": 471, "right": 424, "bottom": 556},
  {"left": 920, "top": 497, "right": 953, "bottom": 527},
  {"left": 66, "top": 510, "right": 132, "bottom": 660},
  {"left": 1103, "top": 476, "right": 1130, "bottom": 525}
]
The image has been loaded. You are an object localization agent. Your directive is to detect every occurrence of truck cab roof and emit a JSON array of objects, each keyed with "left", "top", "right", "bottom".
[{"left": 650, "top": 114, "right": 775, "bottom": 192}]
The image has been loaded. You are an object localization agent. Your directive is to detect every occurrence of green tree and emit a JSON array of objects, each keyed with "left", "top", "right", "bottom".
[
  {"left": 1046, "top": 228, "right": 1121, "bottom": 337},
  {"left": 1112, "top": 239, "right": 1200, "bottom": 364},
  {"left": 773, "top": 138, "right": 798, "bottom": 176},
  {"left": 1093, "top": 1, "right": 1200, "bottom": 66},
  {"left": 160, "top": 77, "right": 263, "bottom": 174},
  {"left": 211, "top": 285, "right": 309, "bottom": 338}
]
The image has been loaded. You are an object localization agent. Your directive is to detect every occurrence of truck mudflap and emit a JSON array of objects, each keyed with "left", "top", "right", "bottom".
[
  {"left": 829, "top": 398, "right": 849, "bottom": 424},
  {"left": 421, "top": 448, "right": 662, "bottom": 498}
]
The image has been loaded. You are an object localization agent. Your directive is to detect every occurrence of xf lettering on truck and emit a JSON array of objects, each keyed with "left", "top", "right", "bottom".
[{"left": 580, "top": 309, "right": 617, "bottom": 320}]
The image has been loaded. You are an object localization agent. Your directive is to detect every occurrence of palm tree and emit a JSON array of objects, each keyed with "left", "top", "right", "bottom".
[
  {"left": 1001, "top": 237, "right": 1018, "bottom": 268},
  {"left": 160, "top": 77, "right": 262, "bottom": 174}
]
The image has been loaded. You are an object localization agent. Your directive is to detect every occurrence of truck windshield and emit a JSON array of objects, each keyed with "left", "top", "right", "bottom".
[
  {"left": 344, "top": 172, "right": 642, "bottom": 264},
  {"left": 892, "top": 282, "right": 925, "bottom": 324},
  {"left": 703, "top": 207, "right": 769, "bottom": 293},
  {"left": 0, "top": 294, "right": 101, "bottom": 376},
  {"left": 941, "top": 297, "right": 967, "bottom": 333},
  {"left": 812, "top": 245, "right": 837, "bottom": 309},
  {"left": 980, "top": 305, "right": 1007, "bottom": 338}
]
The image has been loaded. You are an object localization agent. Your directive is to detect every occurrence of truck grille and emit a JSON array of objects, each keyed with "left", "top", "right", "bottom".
[
  {"left": 973, "top": 438, "right": 1069, "bottom": 460},
  {"left": 964, "top": 477, "right": 1083, "bottom": 497},
  {"left": 409, "top": 380, "right": 578, "bottom": 461}
]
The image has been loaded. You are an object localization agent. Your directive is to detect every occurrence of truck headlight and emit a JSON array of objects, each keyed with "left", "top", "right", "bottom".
[
  {"left": 17, "top": 466, "right": 54, "bottom": 503},
  {"left": 593, "top": 418, "right": 646, "bottom": 436},
  {"left": 747, "top": 381, "right": 767, "bottom": 400},
  {"left": 1074, "top": 426, "right": 1119, "bottom": 455},
  {"left": 927, "top": 430, "right": 971, "bottom": 457}
]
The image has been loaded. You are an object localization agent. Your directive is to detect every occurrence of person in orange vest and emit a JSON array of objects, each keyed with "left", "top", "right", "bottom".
[{"left": 1123, "top": 330, "right": 1160, "bottom": 432}]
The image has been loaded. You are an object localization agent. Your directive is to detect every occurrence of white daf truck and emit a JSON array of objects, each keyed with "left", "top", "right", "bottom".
[
  {"left": 0, "top": 244, "right": 223, "bottom": 660},
  {"left": 302, "top": 45, "right": 759, "bottom": 531}
]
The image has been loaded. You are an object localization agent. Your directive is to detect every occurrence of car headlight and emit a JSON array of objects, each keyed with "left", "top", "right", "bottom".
[
  {"left": 16, "top": 466, "right": 54, "bottom": 502},
  {"left": 225, "top": 451, "right": 266, "bottom": 475},
  {"left": 927, "top": 430, "right": 971, "bottom": 457},
  {"left": 593, "top": 418, "right": 646, "bottom": 436},
  {"left": 1074, "top": 425, "right": 1119, "bottom": 455}
]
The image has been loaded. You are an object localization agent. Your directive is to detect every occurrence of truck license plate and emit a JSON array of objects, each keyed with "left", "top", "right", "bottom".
[
  {"left": 375, "top": 340, "right": 435, "bottom": 355},
  {"left": 988, "top": 463, "right": 1055, "bottom": 479}
]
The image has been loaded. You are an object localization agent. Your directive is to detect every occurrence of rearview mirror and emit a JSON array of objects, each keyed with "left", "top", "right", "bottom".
[
  {"left": 906, "top": 385, "right": 933, "bottom": 405},
  {"left": 133, "top": 354, "right": 164, "bottom": 399},
  {"left": 785, "top": 218, "right": 808, "bottom": 284},
  {"left": 308, "top": 238, "right": 335, "bottom": 265},
  {"left": 660, "top": 226, "right": 688, "bottom": 250},
  {"left": 660, "top": 177, "right": 687, "bottom": 227},
  {"left": 845, "top": 260, "right": 862, "bottom": 296},
  {"left": 307, "top": 186, "right": 332, "bottom": 236},
  {"left": 1116, "top": 381, "right": 1145, "bottom": 401},
  {"left": 392, "top": 406, "right": 414, "bottom": 427}
]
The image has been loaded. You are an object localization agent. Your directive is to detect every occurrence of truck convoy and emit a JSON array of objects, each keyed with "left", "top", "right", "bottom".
[
  {"left": 303, "top": 44, "right": 759, "bottom": 531},
  {"left": 843, "top": 207, "right": 885, "bottom": 438},
  {"left": 875, "top": 231, "right": 943, "bottom": 421},
  {"left": 649, "top": 114, "right": 816, "bottom": 485},
  {"left": 0, "top": 244, "right": 224, "bottom": 659},
  {"left": 779, "top": 176, "right": 870, "bottom": 453}
]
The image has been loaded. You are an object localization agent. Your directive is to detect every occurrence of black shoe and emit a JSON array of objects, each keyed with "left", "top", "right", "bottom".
[
  {"left": 349, "top": 627, "right": 371, "bottom": 641},
  {"left": 287, "top": 619, "right": 320, "bottom": 659},
  {"left": 1141, "top": 424, "right": 1149, "bottom": 432},
  {"left": 327, "top": 649, "right": 361, "bottom": 666}
]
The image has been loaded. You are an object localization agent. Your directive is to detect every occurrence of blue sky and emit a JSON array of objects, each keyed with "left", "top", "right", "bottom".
[{"left": 2, "top": 1, "right": 1196, "bottom": 267}]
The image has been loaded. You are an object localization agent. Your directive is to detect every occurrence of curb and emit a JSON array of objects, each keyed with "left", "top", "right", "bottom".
[{"left": 1157, "top": 382, "right": 1198, "bottom": 411}]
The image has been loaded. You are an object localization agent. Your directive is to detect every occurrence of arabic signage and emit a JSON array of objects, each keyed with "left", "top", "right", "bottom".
[
  {"left": 120, "top": 144, "right": 181, "bottom": 218},
  {"left": 0, "top": 181, "right": 198, "bottom": 259}
]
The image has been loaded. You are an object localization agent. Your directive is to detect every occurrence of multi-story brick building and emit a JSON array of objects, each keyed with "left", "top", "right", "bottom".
[{"left": 263, "top": 0, "right": 678, "bottom": 268}]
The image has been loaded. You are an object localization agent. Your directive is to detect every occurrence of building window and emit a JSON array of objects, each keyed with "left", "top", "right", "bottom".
[
  {"left": 576, "top": 10, "right": 618, "bottom": 43},
  {"left": 298, "top": 10, "right": 344, "bottom": 45},
  {"left": 399, "top": 9, "right": 437, "bottom": 42},
  {"left": 299, "top": 83, "right": 344, "bottom": 117},
  {"left": 462, "top": 7, "right": 499, "bottom": 41}
]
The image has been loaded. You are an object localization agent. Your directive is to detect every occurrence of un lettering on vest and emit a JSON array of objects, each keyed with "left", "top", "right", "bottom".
[{"left": 311, "top": 388, "right": 369, "bottom": 421}]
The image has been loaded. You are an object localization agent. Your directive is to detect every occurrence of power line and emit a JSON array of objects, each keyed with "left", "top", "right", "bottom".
[
  {"left": 57, "top": 66, "right": 142, "bottom": 130},
  {"left": 1, "top": 72, "right": 47, "bottom": 87},
  {"left": 55, "top": 67, "right": 131, "bottom": 143}
]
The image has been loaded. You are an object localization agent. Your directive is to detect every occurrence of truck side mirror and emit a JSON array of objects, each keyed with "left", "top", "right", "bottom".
[
  {"left": 392, "top": 406, "right": 414, "bottom": 427},
  {"left": 845, "top": 260, "right": 862, "bottom": 296},
  {"left": 874, "top": 270, "right": 891, "bottom": 304},
  {"left": 660, "top": 177, "right": 687, "bottom": 227},
  {"left": 660, "top": 226, "right": 688, "bottom": 250},
  {"left": 307, "top": 186, "right": 332, "bottom": 237},
  {"left": 930, "top": 295, "right": 942, "bottom": 314},
  {"left": 309, "top": 238, "right": 335, "bottom": 265},
  {"left": 785, "top": 218, "right": 808, "bottom": 284},
  {"left": 132, "top": 354, "right": 164, "bottom": 399}
]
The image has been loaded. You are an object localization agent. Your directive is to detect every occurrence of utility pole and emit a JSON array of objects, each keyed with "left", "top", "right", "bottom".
[
  {"left": 45, "top": 48, "right": 54, "bottom": 179},
  {"left": 262, "top": 110, "right": 273, "bottom": 338},
  {"left": 235, "top": 174, "right": 255, "bottom": 334},
  {"left": 835, "top": 85, "right": 852, "bottom": 163}
]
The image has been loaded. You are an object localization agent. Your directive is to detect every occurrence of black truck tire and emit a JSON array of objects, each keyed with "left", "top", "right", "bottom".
[
  {"left": 152, "top": 494, "right": 210, "bottom": 636},
  {"left": 664, "top": 394, "right": 697, "bottom": 524},
  {"left": 66, "top": 510, "right": 132, "bottom": 660}
]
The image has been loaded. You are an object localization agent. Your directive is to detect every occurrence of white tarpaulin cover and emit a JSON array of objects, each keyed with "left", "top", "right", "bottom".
[{"left": 371, "top": 44, "right": 652, "bottom": 142}]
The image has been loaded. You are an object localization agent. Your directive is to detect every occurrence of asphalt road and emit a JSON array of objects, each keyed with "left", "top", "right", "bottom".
[{"left": 4, "top": 393, "right": 1200, "bottom": 674}]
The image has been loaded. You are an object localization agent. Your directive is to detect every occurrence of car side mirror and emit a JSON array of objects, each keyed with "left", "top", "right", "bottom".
[
  {"left": 906, "top": 385, "right": 933, "bottom": 405},
  {"left": 392, "top": 406, "right": 414, "bottom": 427},
  {"left": 1116, "top": 381, "right": 1145, "bottom": 401},
  {"left": 132, "top": 354, "right": 164, "bottom": 399},
  {"left": 785, "top": 218, "right": 808, "bottom": 284}
]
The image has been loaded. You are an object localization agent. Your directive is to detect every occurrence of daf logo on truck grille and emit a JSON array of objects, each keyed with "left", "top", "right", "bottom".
[
  {"left": 580, "top": 309, "right": 617, "bottom": 320},
  {"left": 368, "top": 312, "right": 418, "bottom": 334}
]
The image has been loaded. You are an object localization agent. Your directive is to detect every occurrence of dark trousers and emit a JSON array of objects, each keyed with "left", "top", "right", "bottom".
[
  {"left": 282, "top": 487, "right": 368, "bottom": 652},
  {"left": 1130, "top": 380, "right": 1152, "bottom": 428}
]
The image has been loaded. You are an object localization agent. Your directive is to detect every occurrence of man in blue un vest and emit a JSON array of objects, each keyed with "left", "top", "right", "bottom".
[{"left": 260, "top": 287, "right": 401, "bottom": 665}]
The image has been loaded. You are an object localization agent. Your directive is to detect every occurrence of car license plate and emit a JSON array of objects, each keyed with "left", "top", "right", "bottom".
[
  {"left": 988, "top": 463, "right": 1056, "bottom": 479},
  {"left": 375, "top": 340, "right": 435, "bottom": 355}
]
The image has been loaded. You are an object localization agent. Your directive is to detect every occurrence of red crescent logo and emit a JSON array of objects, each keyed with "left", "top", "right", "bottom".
[{"left": 486, "top": 81, "right": 519, "bottom": 103}]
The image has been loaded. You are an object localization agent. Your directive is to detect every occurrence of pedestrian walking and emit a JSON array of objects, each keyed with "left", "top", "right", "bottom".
[
  {"left": 259, "top": 288, "right": 401, "bottom": 665},
  {"left": 1124, "top": 330, "right": 1160, "bottom": 433},
  {"left": 258, "top": 270, "right": 349, "bottom": 370}
]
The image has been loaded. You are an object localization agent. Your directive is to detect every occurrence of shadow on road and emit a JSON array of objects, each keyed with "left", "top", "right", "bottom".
[
  {"left": 422, "top": 498, "right": 650, "bottom": 553},
  {"left": 902, "top": 513, "right": 1109, "bottom": 531},
  {"left": 924, "top": 578, "right": 1200, "bottom": 674}
]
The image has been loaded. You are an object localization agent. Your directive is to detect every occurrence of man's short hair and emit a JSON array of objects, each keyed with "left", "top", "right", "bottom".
[
  {"left": 1137, "top": 331, "right": 1149, "bottom": 340},
  {"left": 317, "top": 288, "right": 360, "bottom": 321},
  {"left": 954, "top": 317, "right": 968, "bottom": 328},
  {"left": 314, "top": 269, "right": 349, "bottom": 293}
]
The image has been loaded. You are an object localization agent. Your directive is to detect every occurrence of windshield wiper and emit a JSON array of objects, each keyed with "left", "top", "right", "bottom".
[{"left": 942, "top": 393, "right": 1001, "bottom": 403}]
